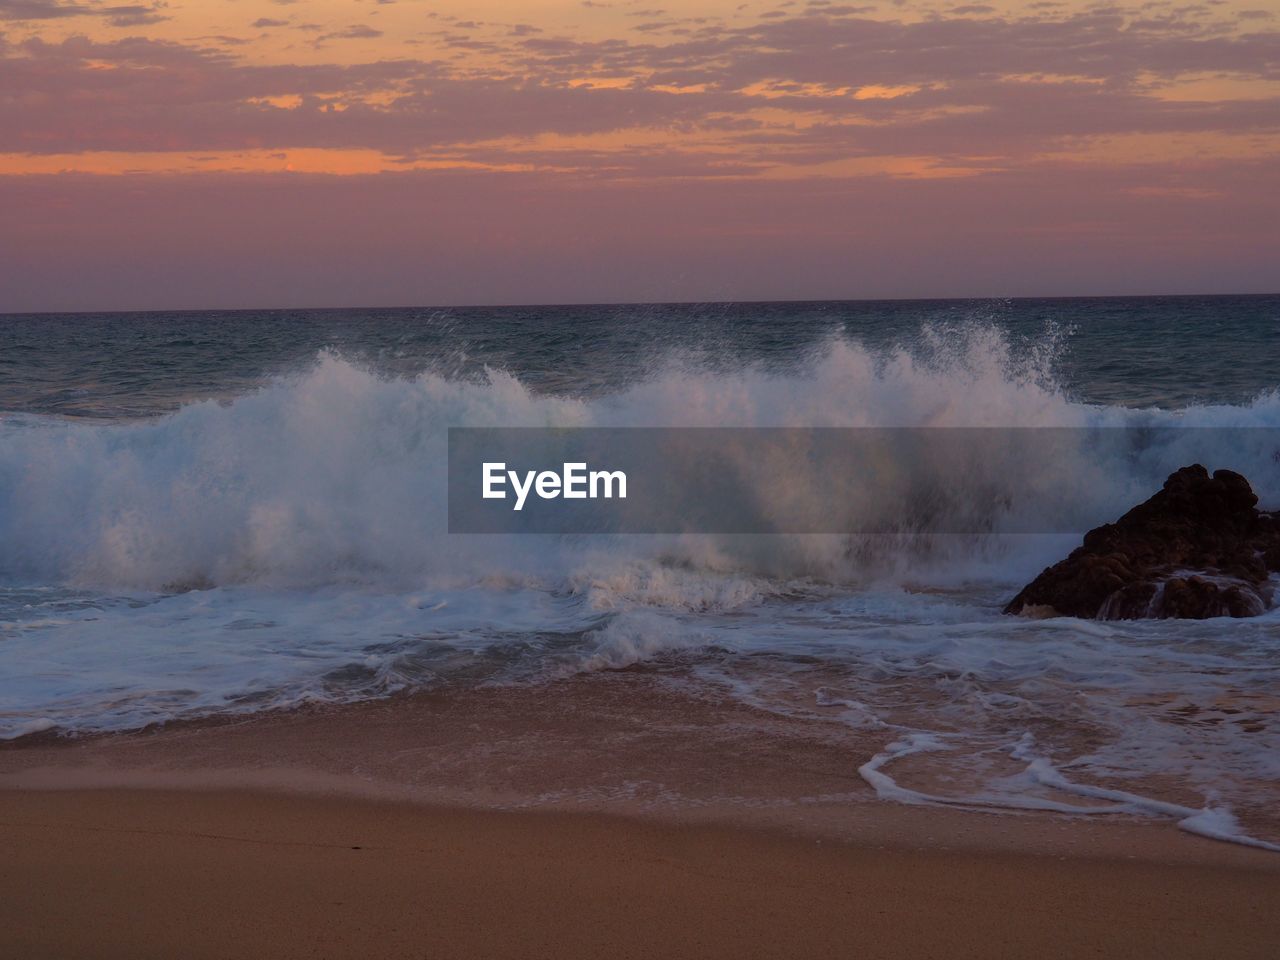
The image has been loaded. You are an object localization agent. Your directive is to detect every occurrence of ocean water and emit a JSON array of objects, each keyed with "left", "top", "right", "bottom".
[{"left": 2, "top": 296, "right": 1278, "bottom": 847}]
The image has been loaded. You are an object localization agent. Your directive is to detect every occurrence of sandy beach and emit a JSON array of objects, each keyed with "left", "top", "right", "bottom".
[
  {"left": 3, "top": 672, "right": 1278, "bottom": 959},
  {"left": 3, "top": 787, "right": 1278, "bottom": 960}
]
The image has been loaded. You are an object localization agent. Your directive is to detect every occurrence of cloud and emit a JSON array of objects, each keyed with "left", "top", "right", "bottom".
[
  {"left": 0, "top": 4, "right": 1276, "bottom": 177},
  {"left": 0, "top": 33, "right": 740, "bottom": 155},
  {"left": 100, "top": 4, "right": 165, "bottom": 27},
  {"left": 319, "top": 24, "right": 383, "bottom": 41},
  {"left": 0, "top": 0, "right": 166, "bottom": 24},
  {"left": 2, "top": 0, "right": 1276, "bottom": 310},
  {"left": 0, "top": 0, "right": 87, "bottom": 19}
]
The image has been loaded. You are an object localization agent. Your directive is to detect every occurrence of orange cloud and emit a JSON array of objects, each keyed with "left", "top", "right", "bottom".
[{"left": 1, "top": 1, "right": 1277, "bottom": 306}]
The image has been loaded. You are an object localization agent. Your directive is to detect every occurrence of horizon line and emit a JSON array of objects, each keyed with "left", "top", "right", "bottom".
[{"left": 4, "top": 290, "right": 1278, "bottom": 319}]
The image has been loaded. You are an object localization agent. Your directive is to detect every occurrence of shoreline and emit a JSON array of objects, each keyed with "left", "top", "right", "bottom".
[
  {"left": 4, "top": 671, "right": 1278, "bottom": 863},
  {"left": 3, "top": 658, "right": 1278, "bottom": 958}
]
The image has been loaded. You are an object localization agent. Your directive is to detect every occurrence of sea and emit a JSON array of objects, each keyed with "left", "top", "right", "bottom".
[{"left": 2, "top": 296, "right": 1278, "bottom": 847}]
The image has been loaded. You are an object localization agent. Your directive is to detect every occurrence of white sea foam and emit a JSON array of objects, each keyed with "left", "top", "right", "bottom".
[
  {"left": 1, "top": 328, "right": 1277, "bottom": 849},
  {"left": 857, "top": 731, "right": 1280, "bottom": 851},
  {"left": 1, "top": 332, "right": 1277, "bottom": 593}
]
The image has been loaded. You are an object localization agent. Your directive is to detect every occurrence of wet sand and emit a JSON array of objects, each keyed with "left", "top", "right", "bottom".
[{"left": 2, "top": 672, "right": 1277, "bottom": 958}]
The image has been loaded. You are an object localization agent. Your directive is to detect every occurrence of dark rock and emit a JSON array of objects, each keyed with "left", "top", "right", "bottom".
[{"left": 1005, "top": 464, "right": 1279, "bottom": 620}]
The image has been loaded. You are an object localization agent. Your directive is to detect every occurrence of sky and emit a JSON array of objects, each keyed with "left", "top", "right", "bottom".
[{"left": 1, "top": 0, "right": 1277, "bottom": 310}]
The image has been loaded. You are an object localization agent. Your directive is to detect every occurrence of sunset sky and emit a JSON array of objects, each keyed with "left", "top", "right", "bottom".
[{"left": 2, "top": 0, "right": 1277, "bottom": 310}]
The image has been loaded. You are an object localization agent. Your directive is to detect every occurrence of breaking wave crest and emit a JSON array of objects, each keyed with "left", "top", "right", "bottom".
[
  {"left": 3, "top": 324, "right": 1279, "bottom": 857},
  {"left": 1, "top": 326, "right": 1277, "bottom": 598}
]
